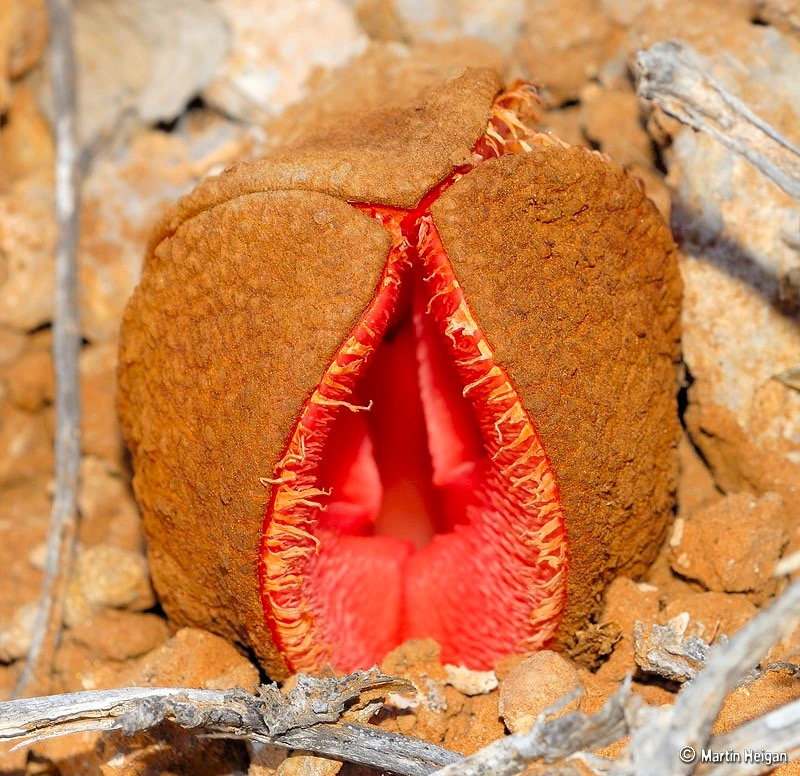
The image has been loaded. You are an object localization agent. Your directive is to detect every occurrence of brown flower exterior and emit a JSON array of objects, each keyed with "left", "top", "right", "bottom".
[{"left": 118, "top": 68, "right": 681, "bottom": 680}]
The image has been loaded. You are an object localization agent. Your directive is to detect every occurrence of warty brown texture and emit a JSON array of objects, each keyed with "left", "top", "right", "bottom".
[
  {"left": 119, "top": 67, "right": 681, "bottom": 677},
  {"left": 431, "top": 147, "right": 682, "bottom": 647}
]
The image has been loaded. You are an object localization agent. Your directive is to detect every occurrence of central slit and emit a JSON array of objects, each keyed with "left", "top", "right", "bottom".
[
  {"left": 318, "top": 279, "right": 482, "bottom": 553},
  {"left": 259, "top": 86, "right": 569, "bottom": 674}
]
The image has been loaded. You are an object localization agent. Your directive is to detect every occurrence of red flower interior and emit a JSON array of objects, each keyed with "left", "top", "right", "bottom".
[{"left": 259, "top": 87, "right": 569, "bottom": 673}]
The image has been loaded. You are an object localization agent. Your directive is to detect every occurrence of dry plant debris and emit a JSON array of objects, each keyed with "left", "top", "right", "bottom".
[
  {"left": 2, "top": 576, "right": 800, "bottom": 775},
  {"left": 2, "top": 1, "right": 800, "bottom": 775}
]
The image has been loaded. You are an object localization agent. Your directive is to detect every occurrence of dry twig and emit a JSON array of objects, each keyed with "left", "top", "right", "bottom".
[
  {"left": 0, "top": 669, "right": 460, "bottom": 775},
  {"left": 611, "top": 578, "right": 800, "bottom": 775},
  {"left": 14, "top": 0, "right": 83, "bottom": 698},
  {"left": 636, "top": 39, "right": 800, "bottom": 201},
  {"left": 430, "top": 683, "right": 631, "bottom": 776}
]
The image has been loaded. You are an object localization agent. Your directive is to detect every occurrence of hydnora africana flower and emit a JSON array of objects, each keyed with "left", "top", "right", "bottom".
[{"left": 118, "top": 68, "right": 681, "bottom": 679}]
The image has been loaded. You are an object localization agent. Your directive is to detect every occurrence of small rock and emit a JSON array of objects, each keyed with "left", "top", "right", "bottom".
[
  {"left": 66, "top": 544, "right": 155, "bottom": 626},
  {"left": 79, "top": 344, "right": 126, "bottom": 469},
  {"left": 68, "top": 611, "right": 170, "bottom": 664},
  {"left": 378, "top": 639, "right": 503, "bottom": 753},
  {"left": 54, "top": 611, "right": 172, "bottom": 692},
  {"left": 597, "top": 577, "right": 659, "bottom": 682},
  {"left": 0, "top": 601, "right": 36, "bottom": 662},
  {"left": 677, "top": 433, "right": 722, "bottom": 518},
  {"left": 0, "top": 480, "right": 49, "bottom": 627},
  {"left": 248, "top": 742, "right": 288, "bottom": 775},
  {"left": 514, "top": 0, "right": 620, "bottom": 103},
  {"left": 714, "top": 669, "right": 800, "bottom": 735},
  {"left": 4, "top": 343, "right": 54, "bottom": 411},
  {"left": 204, "top": 0, "right": 367, "bottom": 123},
  {"left": 0, "top": 0, "right": 49, "bottom": 112},
  {"left": 659, "top": 591, "right": 757, "bottom": 639},
  {"left": 39, "top": 0, "right": 228, "bottom": 149},
  {"left": 118, "top": 626, "right": 259, "bottom": 690},
  {"left": 443, "top": 689, "right": 503, "bottom": 755},
  {"left": 6, "top": 0, "right": 48, "bottom": 79},
  {"left": 540, "top": 103, "right": 586, "bottom": 148},
  {"left": 0, "top": 177, "right": 56, "bottom": 331},
  {"left": 580, "top": 84, "right": 653, "bottom": 168},
  {"left": 444, "top": 664, "right": 498, "bottom": 696},
  {"left": 498, "top": 651, "right": 584, "bottom": 733},
  {"left": 0, "top": 402, "right": 53, "bottom": 488},
  {"left": 0, "top": 328, "right": 26, "bottom": 366},
  {"left": 670, "top": 492, "right": 788, "bottom": 594},
  {"left": 388, "top": 0, "right": 526, "bottom": 54},
  {"left": 77, "top": 117, "right": 251, "bottom": 345},
  {"left": 78, "top": 456, "right": 143, "bottom": 552},
  {"left": 275, "top": 755, "right": 342, "bottom": 776}
]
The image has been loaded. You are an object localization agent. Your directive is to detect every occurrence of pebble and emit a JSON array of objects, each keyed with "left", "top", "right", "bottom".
[{"left": 498, "top": 651, "right": 584, "bottom": 734}]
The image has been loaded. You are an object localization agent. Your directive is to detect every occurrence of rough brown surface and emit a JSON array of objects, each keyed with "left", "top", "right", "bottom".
[
  {"left": 119, "top": 68, "right": 680, "bottom": 678},
  {"left": 431, "top": 145, "right": 682, "bottom": 650},
  {"left": 119, "top": 68, "right": 502, "bottom": 679},
  {"left": 670, "top": 492, "right": 788, "bottom": 597},
  {"left": 119, "top": 190, "right": 390, "bottom": 678},
  {"left": 498, "top": 651, "right": 583, "bottom": 733}
]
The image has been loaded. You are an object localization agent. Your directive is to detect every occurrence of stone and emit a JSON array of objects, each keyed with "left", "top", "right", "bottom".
[
  {"left": 275, "top": 755, "right": 342, "bottom": 776},
  {"left": 637, "top": 2, "right": 800, "bottom": 519},
  {"left": 39, "top": 0, "right": 228, "bottom": 149},
  {"left": 0, "top": 176, "right": 56, "bottom": 331},
  {"left": 116, "top": 626, "right": 259, "bottom": 690},
  {"left": 0, "top": 328, "right": 25, "bottom": 366},
  {"left": 78, "top": 456, "right": 143, "bottom": 552},
  {"left": 670, "top": 492, "right": 789, "bottom": 595},
  {"left": 0, "top": 400, "right": 53, "bottom": 487},
  {"left": 378, "top": 638, "right": 503, "bottom": 754},
  {"left": 54, "top": 611, "right": 171, "bottom": 691},
  {"left": 79, "top": 125, "right": 248, "bottom": 344},
  {"left": 4, "top": 341, "right": 53, "bottom": 412},
  {"left": 0, "top": 601, "right": 36, "bottom": 662},
  {"left": 6, "top": 0, "right": 48, "bottom": 79},
  {"left": 714, "top": 669, "right": 800, "bottom": 735},
  {"left": 0, "top": 0, "right": 48, "bottom": 112},
  {"left": 755, "top": 0, "right": 800, "bottom": 32},
  {"left": 498, "top": 651, "right": 583, "bottom": 733},
  {"left": 659, "top": 591, "right": 757, "bottom": 639},
  {"left": 0, "top": 82, "right": 54, "bottom": 189},
  {"left": 79, "top": 344, "right": 126, "bottom": 469},
  {"left": 0, "top": 479, "right": 49, "bottom": 648},
  {"left": 597, "top": 577, "right": 659, "bottom": 682},
  {"left": 443, "top": 664, "right": 498, "bottom": 696},
  {"left": 580, "top": 84, "right": 654, "bottom": 168},
  {"left": 388, "top": 0, "right": 526, "bottom": 54},
  {"left": 514, "top": 0, "right": 622, "bottom": 103},
  {"left": 203, "top": 0, "right": 367, "bottom": 123},
  {"left": 248, "top": 743, "right": 288, "bottom": 775},
  {"left": 677, "top": 433, "right": 722, "bottom": 518},
  {"left": 65, "top": 544, "right": 155, "bottom": 626}
]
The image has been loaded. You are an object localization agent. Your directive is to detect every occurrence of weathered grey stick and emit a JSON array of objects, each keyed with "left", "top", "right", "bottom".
[
  {"left": 0, "top": 670, "right": 461, "bottom": 775},
  {"left": 430, "top": 683, "right": 632, "bottom": 776},
  {"left": 636, "top": 39, "right": 800, "bottom": 201},
  {"left": 14, "top": 0, "right": 83, "bottom": 699},
  {"left": 697, "top": 697, "right": 800, "bottom": 776},
  {"left": 612, "top": 577, "right": 800, "bottom": 776}
]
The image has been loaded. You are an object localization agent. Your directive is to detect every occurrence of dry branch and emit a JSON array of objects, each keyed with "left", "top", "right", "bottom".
[
  {"left": 434, "top": 577, "right": 800, "bottom": 776},
  {"left": 611, "top": 577, "right": 800, "bottom": 776},
  {"left": 0, "top": 669, "right": 460, "bottom": 775},
  {"left": 4, "top": 576, "right": 800, "bottom": 776},
  {"left": 636, "top": 39, "right": 800, "bottom": 201},
  {"left": 14, "top": 0, "right": 83, "bottom": 699},
  {"left": 430, "top": 683, "right": 631, "bottom": 776}
]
